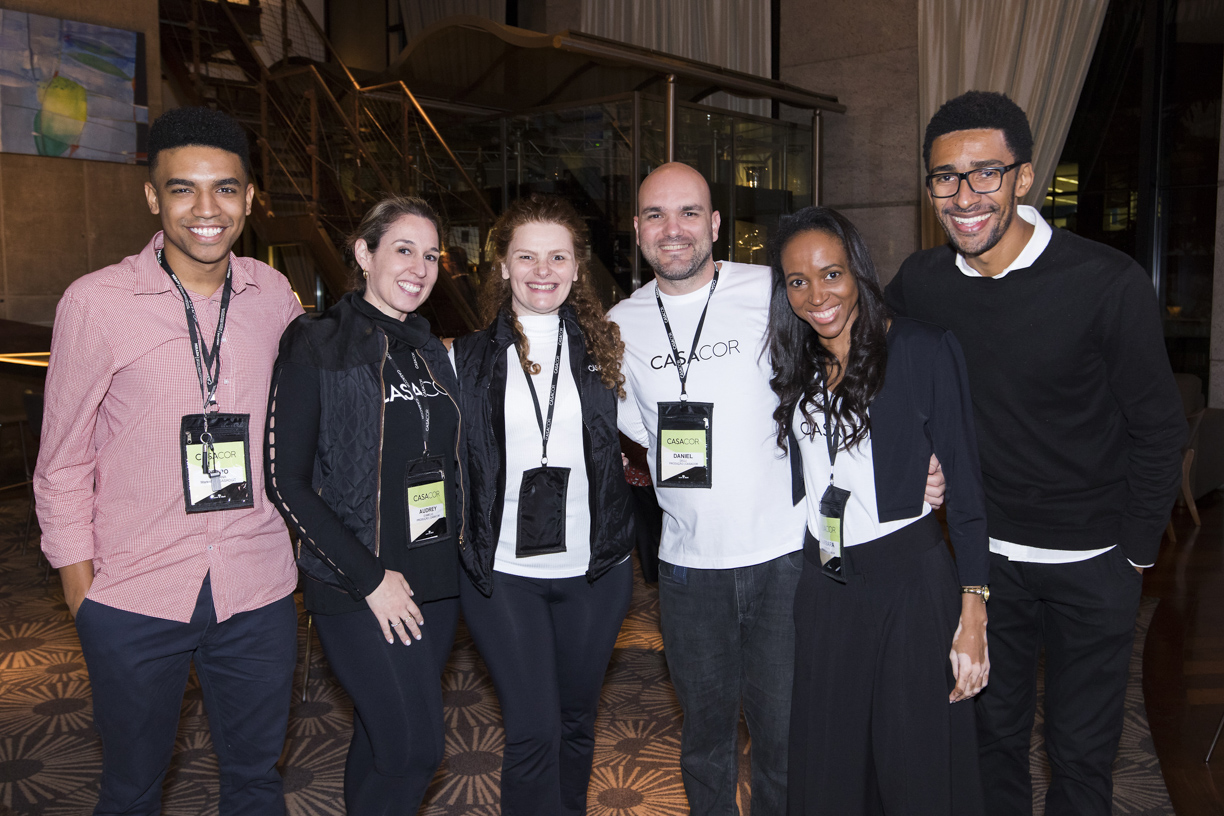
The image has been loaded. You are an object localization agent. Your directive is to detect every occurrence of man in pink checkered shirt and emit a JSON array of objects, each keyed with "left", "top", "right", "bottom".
[{"left": 34, "top": 107, "right": 303, "bottom": 816}]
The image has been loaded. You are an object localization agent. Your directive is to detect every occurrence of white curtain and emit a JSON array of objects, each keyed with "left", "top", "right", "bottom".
[
  {"left": 579, "top": 0, "right": 770, "bottom": 116},
  {"left": 397, "top": 0, "right": 506, "bottom": 44},
  {"left": 918, "top": 0, "right": 1109, "bottom": 247}
]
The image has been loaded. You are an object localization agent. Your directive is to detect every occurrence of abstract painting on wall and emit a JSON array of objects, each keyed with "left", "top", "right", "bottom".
[{"left": 0, "top": 9, "right": 147, "bottom": 164}]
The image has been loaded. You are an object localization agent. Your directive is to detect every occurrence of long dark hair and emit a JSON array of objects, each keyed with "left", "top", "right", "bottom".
[
  {"left": 480, "top": 194, "right": 626, "bottom": 399},
  {"left": 766, "top": 206, "right": 890, "bottom": 452}
]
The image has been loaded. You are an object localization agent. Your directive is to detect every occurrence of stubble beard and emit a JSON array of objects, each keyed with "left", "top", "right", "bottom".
[{"left": 644, "top": 240, "right": 713, "bottom": 283}]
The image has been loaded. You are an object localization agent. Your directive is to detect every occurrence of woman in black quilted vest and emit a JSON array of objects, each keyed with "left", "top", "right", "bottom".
[
  {"left": 264, "top": 196, "right": 465, "bottom": 816},
  {"left": 452, "top": 194, "right": 636, "bottom": 816}
]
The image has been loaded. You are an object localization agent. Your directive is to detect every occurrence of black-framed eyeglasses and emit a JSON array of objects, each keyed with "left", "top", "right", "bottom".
[{"left": 926, "top": 163, "right": 1022, "bottom": 198}]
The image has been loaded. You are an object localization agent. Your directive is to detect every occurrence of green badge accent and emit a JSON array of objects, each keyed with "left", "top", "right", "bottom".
[
  {"left": 407, "top": 480, "right": 446, "bottom": 541},
  {"left": 185, "top": 441, "right": 249, "bottom": 504},
  {"left": 189, "top": 441, "right": 246, "bottom": 471},
  {"left": 819, "top": 515, "right": 841, "bottom": 543},
  {"left": 660, "top": 430, "right": 707, "bottom": 481}
]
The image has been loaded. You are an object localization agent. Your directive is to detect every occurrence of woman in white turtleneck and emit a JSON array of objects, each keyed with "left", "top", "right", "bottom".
[{"left": 452, "top": 194, "right": 636, "bottom": 816}]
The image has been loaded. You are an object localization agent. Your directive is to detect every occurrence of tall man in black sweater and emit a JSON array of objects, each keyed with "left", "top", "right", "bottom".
[{"left": 885, "top": 91, "right": 1185, "bottom": 816}]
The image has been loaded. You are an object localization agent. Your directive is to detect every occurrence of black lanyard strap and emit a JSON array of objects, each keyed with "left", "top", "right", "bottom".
[
  {"left": 158, "top": 248, "right": 232, "bottom": 414},
  {"left": 655, "top": 268, "right": 719, "bottom": 401},
  {"left": 522, "top": 321, "right": 565, "bottom": 466},
  {"left": 820, "top": 370, "right": 840, "bottom": 482},
  {"left": 387, "top": 348, "right": 433, "bottom": 455}
]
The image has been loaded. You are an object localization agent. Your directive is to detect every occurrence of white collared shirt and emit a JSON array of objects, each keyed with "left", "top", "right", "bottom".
[{"left": 952, "top": 206, "right": 1149, "bottom": 568}]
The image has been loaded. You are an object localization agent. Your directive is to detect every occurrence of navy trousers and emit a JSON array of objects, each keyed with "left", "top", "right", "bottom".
[{"left": 75, "top": 574, "right": 297, "bottom": 816}]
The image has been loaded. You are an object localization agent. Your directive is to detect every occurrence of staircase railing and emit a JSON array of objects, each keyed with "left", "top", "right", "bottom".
[
  {"left": 160, "top": 0, "right": 489, "bottom": 331},
  {"left": 160, "top": 0, "right": 628, "bottom": 332}
]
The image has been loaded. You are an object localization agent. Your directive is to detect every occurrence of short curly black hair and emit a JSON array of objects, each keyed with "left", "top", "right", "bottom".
[
  {"left": 922, "top": 91, "right": 1033, "bottom": 170},
  {"left": 147, "top": 106, "right": 252, "bottom": 178}
]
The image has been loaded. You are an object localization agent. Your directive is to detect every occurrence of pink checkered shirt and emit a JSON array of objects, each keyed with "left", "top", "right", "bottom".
[{"left": 35, "top": 232, "right": 304, "bottom": 623}]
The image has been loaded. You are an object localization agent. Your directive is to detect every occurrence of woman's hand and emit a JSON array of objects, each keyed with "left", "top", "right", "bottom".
[
  {"left": 365, "top": 569, "right": 425, "bottom": 645},
  {"left": 949, "top": 593, "right": 989, "bottom": 702},
  {"left": 925, "top": 455, "right": 946, "bottom": 508}
]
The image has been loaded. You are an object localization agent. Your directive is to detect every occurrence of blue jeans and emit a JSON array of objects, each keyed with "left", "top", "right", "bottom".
[
  {"left": 75, "top": 574, "right": 297, "bottom": 816},
  {"left": 658, "top": 551, "right": 803, "bottom": 816}
]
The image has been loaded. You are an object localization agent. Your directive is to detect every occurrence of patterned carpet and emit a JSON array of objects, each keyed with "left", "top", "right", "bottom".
[{"left": 0, "top": 490, "right": 1172, "bottom": 815}]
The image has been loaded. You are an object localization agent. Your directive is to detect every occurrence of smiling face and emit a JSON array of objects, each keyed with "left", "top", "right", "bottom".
[
  {"left": 927, "top": 128, "right": 1035, "bottom": 266},
  {"left": 635, "top": 163, "right": 721, "bottom": 295},
  {"left": 501, "top": 221, "right": 580, "bottom": 316},
  {"left": 781, "top": 229, "right": 860, "bottom": 360},
  {"left": 355, "top": 213, "right": 440, "bottom": 321},
  {"left": 144, "top": 145, "right": 254, "bottom": 287}
]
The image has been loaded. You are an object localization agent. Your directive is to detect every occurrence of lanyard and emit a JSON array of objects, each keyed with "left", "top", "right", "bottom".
[
  {"left": 386, "top": 348, "right": 433, "bottom": 455},
  {"left": 654, "top": 268, "right": 719, "bottom": 402},
  {"left": 522, "top": 321, "right": 565, "bottom": 466},
  {"left": 820, "top": 369, "right": 840, "bottom": 483},
  {"left": 157, "top": 248, "right": 232, "bottom": 414}
]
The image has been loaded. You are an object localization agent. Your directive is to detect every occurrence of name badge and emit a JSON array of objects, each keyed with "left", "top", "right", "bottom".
[
  {"left": 179, "top": 413, "right": 253, "bottom": 513},
  {"left": 517, "top": 465, "right": 571, "bottom": 557},
  {"left": 656, "top": 401, "right": 713, "bottom": 488},
  {"left": 818, "top": 482, "right": 850, "bottom": 583},
  {"left": 404, "top": 457, "right": 450, "bottom": 549}
]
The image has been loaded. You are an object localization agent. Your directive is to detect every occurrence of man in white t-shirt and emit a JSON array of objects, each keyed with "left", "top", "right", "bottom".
[{"left": 610, "top": 163, "right": 946, "bottom": 814}]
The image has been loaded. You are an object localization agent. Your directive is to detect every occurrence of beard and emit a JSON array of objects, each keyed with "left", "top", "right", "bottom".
[
  {"left": 939, "top": 200, "right": 1015, "bottom": 258},
  {"left": 642, "top": 239, "right": 713, "bottom": 283}
]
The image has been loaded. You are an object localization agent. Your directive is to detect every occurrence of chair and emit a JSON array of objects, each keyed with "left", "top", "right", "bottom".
[
  {"left": 0, "top": 396, "right": 35, "bottom": 553},
  {"left": 1208, "top": 711, "right": 1224, "bottom": 762},
  {"left": 300, "top": 612, "right": 314, "bottom": 703},
  {"left": 1166, "top": 396, "right": 1206, "bottom": 544}
]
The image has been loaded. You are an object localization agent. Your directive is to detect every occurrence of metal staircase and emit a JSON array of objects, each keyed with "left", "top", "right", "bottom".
[{"left": 158, "top": 0, "right": 487, "bottom": 334}]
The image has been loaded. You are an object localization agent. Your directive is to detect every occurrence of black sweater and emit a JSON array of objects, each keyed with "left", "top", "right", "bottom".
[
  {"left": 266, "top": 295, "right": 461, "bottom": 614},
  {"left": 884, "top": 228, "right": 1185, "bottom": 565}
]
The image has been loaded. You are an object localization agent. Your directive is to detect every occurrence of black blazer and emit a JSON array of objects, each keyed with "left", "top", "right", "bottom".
[{"left": 795, "top": 317, "right": 989, "bottom": 585}]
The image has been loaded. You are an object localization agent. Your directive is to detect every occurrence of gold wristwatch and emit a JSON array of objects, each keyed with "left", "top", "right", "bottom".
[{"left": 962, "top": 585, "right": 990, "bottom": 602}]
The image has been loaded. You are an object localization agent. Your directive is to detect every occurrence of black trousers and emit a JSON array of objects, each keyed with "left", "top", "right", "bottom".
[
  {"left": 459, "top": 560, "right": 633, "bottom": 816},
  {"left": 75, "top": 574, "right": 297, "bottom": 816},
  {"left": 312, "top": 597, "right": 459, "bottom": 816},
  {"left": 975, "top": 550, "right": 1142, "bottom": 816},
  {"left": 788, "top": 514, "right": 983, "bottom": 816}
]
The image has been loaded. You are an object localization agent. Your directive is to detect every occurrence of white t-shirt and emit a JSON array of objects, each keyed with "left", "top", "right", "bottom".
[
  {"left": 792, "top": 402, "right": 930, "bottom": 547},
  {"left": 495, "top": 314, "right": 592, "bottom": 578},
  {"left": 608, "top": 262, "right": 806, "bottom": 569}
]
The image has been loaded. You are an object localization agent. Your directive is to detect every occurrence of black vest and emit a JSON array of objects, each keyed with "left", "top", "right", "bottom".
[{"left": 453, "top": 307, "right": 635, "bottom": 596}]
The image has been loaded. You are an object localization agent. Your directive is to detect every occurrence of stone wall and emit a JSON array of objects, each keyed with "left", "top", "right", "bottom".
[{"left": 780, "top": 0, "right": 921, "bottom": 284}]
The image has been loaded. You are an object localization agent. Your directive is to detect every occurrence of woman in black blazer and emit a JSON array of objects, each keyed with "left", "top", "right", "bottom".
[{"left": 766, "top": 206, "right": 989, "bottom": 816}]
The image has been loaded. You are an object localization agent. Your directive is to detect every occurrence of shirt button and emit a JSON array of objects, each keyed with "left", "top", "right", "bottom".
[{"left": 208, "top": 545, "right": 213, "bottom": 550}]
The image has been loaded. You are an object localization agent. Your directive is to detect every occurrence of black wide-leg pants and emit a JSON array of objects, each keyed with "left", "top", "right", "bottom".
[
  {"left": 974, "top": 549, "right": 1142, "bottom": 816},
  {"left": 788, "top": 513, "right": 984, "bottom": 816}
]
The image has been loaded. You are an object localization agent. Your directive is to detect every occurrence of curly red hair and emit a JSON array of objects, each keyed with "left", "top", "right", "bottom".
[{"left": 479, "top": 195, "right": 625, "bottom": 399}]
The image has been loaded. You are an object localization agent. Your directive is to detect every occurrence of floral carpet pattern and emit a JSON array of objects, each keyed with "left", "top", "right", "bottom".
[{"left": 0, "top": 492, "right": 1172, "bottom": 815}]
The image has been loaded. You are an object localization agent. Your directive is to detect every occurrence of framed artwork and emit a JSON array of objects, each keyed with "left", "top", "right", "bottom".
[{"left": 0, "top": 8, "right": 148, "bottom": 163}]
